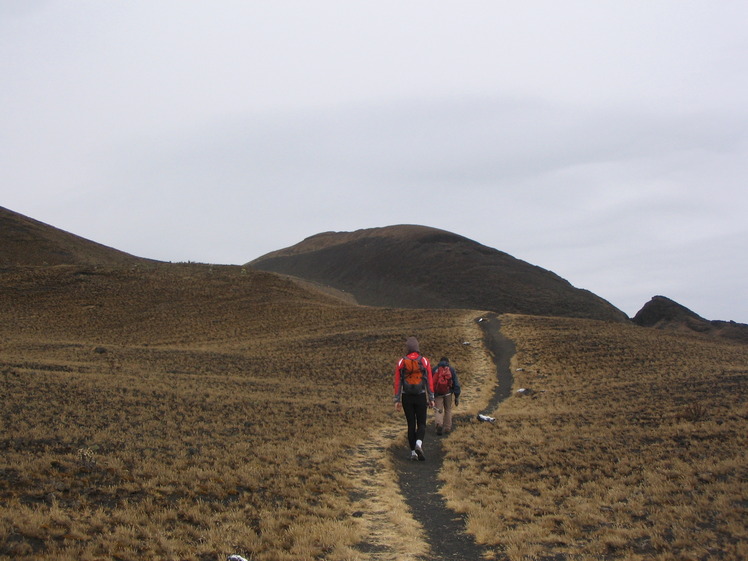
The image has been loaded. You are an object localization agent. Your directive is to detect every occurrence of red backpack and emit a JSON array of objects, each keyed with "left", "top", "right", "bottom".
[
  {"left": 400, "top": 356, "right": 427, "bottom": 394},
  {"left": 433, "top": 365, "right": 453, "bottom": 394}
]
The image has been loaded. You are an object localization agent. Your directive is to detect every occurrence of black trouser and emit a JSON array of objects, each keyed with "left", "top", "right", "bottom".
[{"left": 401, "top": 393, "right": 428, "bottom": 450}]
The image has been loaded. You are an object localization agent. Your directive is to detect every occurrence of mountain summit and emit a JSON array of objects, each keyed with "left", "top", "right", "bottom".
[{"left": 249, "top": 225, "right": 628, "bottom": 322}]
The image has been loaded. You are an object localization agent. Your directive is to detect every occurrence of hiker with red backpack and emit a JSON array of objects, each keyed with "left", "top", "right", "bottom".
[
  {"left": 432, "top": 357, "right": 461, "bottom": 435},
  {"left": 393, "top": 336, "right": 435, "bottom": 461}
]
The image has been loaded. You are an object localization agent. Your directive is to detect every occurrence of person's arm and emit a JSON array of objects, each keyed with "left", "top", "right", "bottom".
[
  {"left": 393, "top": 359, "right": 403, "bottom": 408},
  {"left": 425, "top": 358, "right": 435, "bottom": 405},
  {"left": 451, "top": 367, "right": 460, "bottom": 394},
  {"left": 452, "top": 366, "right": 460, "bottom": 405}
]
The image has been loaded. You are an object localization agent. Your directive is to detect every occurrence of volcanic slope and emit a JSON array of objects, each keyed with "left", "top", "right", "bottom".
[
  {"left": 0, "top": 224, "right": 491, "bottom": 560},
  {"left": 634, "top": 295, "right": 748, "bottom": 344},
  {"left": 3, "top": 208, "right": 746, "bottom": 560},
  {"left": 0, "top": 206, "right": 154, "bottom": 267},
  {"left": 249, "top": 225, "right": 628, "bottom": 322}
]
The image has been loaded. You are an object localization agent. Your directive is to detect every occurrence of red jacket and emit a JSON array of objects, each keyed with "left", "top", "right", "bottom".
[{"left": 393, "top": 352, "right": 434, "bottom": 402}]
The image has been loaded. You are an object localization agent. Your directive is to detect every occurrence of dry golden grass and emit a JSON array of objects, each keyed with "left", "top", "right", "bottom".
[
  {"left": 344, "top": 425, "right": 427, "bottom": 561},
  {"left": 0, "top": 264, "right": 486, "bottom": 561},
  {"left": 5, "top": 264, "right": 747, "bottom": 561},
  {"left": 440, "top": 314, "right": 748, "bottom": 561}
]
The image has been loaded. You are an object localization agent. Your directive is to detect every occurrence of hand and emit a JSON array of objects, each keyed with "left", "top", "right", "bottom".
[
  {"left": 395, "top": 402, "right": 402, "bottom": 411},
  {"left": 454, "top": 397, "right": 459, "bottom": 407},
  {"left": 428, "top": 400, "right": 435, "bottom": 409}
]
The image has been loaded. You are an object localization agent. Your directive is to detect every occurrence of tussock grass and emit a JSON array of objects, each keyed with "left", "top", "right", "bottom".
[
  {"left": 440, "top": 314, "right": 748, "bottom": 561},
  {"left": 7, "top": 264, "right": 745, "bottom": 560},
  {"left": 0, "top": 264, "right": 487, "bottom": 561}
]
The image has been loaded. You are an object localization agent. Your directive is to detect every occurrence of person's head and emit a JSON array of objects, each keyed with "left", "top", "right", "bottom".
[
  {"left": 440, "top": 356, "right": 449, "bottom": 364},
  {"left": 405, "top": 336, "right": 419, "bottom": 353}
]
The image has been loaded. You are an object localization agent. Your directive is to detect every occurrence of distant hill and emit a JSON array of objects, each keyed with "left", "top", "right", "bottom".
[
  {"left": 10, "top": 207, "right": 742, "bottom": 338},
  {"left": 0, "top": 206, "right": 153, "bottom": 267},
  {"left": 633, "top": 295, "right": 748, "bottom": 344},
  {"left": 249, "top": 225, "right": 629, "bottom": 322}
]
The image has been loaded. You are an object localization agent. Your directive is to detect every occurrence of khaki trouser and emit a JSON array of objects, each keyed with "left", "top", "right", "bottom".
[{"left": 434, "top": 393, "right": 454, "bottom": 432}]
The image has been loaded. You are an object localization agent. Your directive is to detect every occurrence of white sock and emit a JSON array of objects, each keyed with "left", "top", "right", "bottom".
[{"left": 416, "top": 439, "right": 423, "bottom": 449}]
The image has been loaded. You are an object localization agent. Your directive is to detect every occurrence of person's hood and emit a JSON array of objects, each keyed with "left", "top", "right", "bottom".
[{"left": 405, "top": 336, "right": 419, "bottom": 353}]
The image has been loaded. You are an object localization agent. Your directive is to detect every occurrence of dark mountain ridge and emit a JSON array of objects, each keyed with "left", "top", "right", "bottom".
[
  {"left": 0, "top": 206, "right": 154, "bottom": 268},
  {"left": 633, "top": 295, "right": 748, "bottom": 344},
  {"left": 4, "top": 206, "right": 745, "bottom": 342},
  {"left": 249, "top": 225, "right": 629, "bottom": 322}
]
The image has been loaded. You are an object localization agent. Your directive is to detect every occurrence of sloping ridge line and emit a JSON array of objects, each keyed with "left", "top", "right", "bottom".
[{"left": 250, "top": 225, "right": 628, "bottom": 322}]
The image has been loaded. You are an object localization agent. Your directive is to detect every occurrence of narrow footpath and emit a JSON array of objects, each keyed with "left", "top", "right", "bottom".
[{"left": 392, "top": 313, "right": 516, "bottom": 560}]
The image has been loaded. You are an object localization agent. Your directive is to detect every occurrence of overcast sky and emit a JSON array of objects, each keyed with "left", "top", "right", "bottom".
[{"left": 3, "top": 1, "right": 747, "bottom": 322}]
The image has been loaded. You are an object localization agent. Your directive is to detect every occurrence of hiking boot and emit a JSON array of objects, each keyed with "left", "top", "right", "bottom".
[
  {"left": 410, "top": 450, "right": 419, "bottom": 461},
  {"left": 436, "top": 424, "right": 443, "bottom": 435},
  {"left": 415, "top": 443, "right": 425, "bottom": 461}
]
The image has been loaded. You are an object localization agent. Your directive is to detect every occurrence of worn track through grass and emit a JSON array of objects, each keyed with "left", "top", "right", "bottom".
[{"left": 377, "top": 314, "right": 514, "bottom": 560}]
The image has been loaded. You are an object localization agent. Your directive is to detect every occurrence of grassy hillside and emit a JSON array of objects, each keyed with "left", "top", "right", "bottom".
[
  {"left": 2, "top": 209, "right": 745, "bottom": 560},
  {"left": 3, "top": 263, "right": 745, "bottom": 560},
  {"left": 0, "top": 263, "right": 488, "bottom": 561},
  {"left": 442, "top": 315, "right": 748, "bottom": 561},
  {"left": 0, "top": 206, "right": 152, "bottom": 267}
]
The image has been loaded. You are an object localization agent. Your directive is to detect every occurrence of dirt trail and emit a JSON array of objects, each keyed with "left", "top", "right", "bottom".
[
  {"left": 344, "top": 315, "right": 514, "bottom": 561},
  {"left": 347, "top": 314, "right": 514, "bottom": 560},
  {"left": 393, "top": 314, "right": 514, "bottom": 560},
  {"left": 479, "top": 313, "right": 516, "bottom": 414}
]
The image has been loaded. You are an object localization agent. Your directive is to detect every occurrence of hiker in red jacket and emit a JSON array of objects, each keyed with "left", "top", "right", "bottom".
[{"left": 393, "top": 336, "right": 435, "bottom": 461}]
